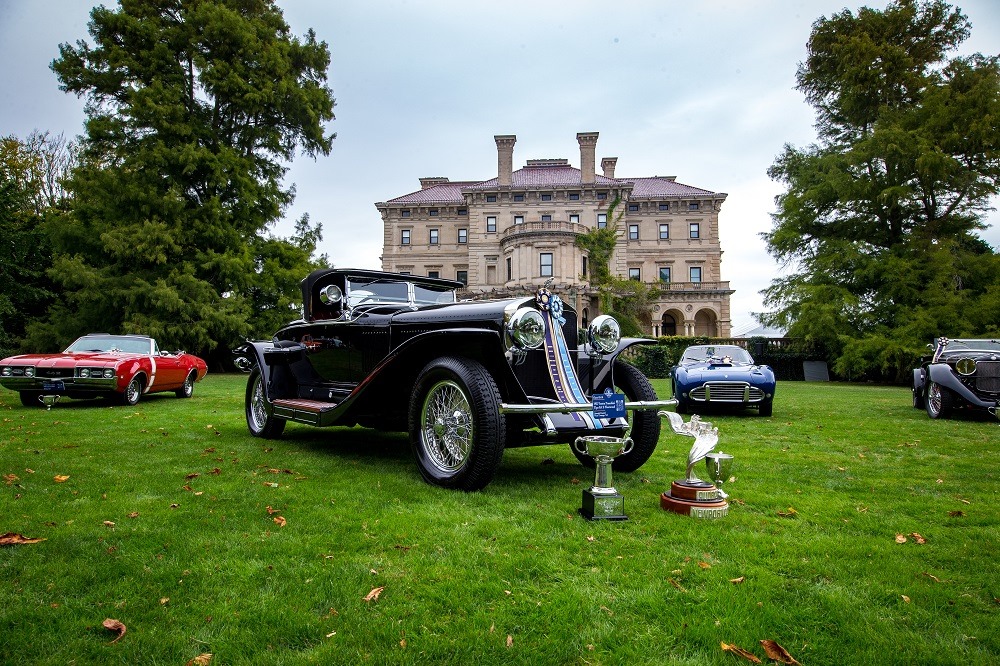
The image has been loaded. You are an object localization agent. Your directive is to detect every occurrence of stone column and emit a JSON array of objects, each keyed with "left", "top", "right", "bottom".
[{"left": 495, "top": 135, "right": 516, "bottom": 188}]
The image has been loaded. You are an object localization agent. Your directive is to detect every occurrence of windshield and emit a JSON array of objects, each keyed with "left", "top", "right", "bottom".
[
  {"left": 65, "top": 336, "right": 152, "bottom": 355},
  {"left": 680, "top": 345, "right": 754, "bottom": 365},
  {"left": 942, "top": 338, "right": 1000, "bottom": 354},
  {"left": 345, "top": 277, "right": 456, "bottom": 307}
]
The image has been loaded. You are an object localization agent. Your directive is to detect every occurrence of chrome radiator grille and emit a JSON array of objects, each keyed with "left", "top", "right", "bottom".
[
  {"left": 690, "top": 382, "right": 764, "bottom": 403},
  {"left": 976, "top": 361, "right": 1000, "bottom": 393}
]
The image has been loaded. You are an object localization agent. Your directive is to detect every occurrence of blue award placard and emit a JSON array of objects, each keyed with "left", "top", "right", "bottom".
[{"left": 592, "top": 388, "right": 626, "bottom": 419}]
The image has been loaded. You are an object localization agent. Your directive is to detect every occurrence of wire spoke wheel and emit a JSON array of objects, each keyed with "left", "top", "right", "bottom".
[{"left": 420, "top": 380, "right": 474, "bottom": 473}]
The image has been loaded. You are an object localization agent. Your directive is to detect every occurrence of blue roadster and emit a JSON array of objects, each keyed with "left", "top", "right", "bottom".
[{"left": 671, "top": 345, "right": 775, "bottom": 416}]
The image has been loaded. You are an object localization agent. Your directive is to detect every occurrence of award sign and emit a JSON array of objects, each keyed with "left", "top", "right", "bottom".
[
  {"left": 573, "top": 435, "right": 633, "bottom": 521},
  {"left": 657, "top": 412, "right": 730, "bottom": 519}
]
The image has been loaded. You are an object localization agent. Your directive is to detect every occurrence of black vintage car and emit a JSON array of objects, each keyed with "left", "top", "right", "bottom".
[
  {"left": 912, "top": 337, "right": 1000, "bottom": 420},
  {"left": 234, "top": 268, "right": 675, "bottom": 490}
]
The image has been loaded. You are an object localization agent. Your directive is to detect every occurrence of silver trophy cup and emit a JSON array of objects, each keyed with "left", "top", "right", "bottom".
[
  {"left": 39, "top": 394, "right": 62, "bottom": 411},
  {"left": 705, "top": 452, "right": 734, "bottom": 499},
  {"left": 573, "top": 435, "right": 633, "bottom": 521}
]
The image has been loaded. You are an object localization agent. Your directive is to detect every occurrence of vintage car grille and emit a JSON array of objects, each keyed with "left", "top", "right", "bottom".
[
  {"left": 38, "top": 368, "right": 72, "bottom": 379},
  {"left": 976, "top": 360, "right": 1000, "bottom": 393},
  {"left": 690, "top": 381, "right": 764, "bottom": 403}
]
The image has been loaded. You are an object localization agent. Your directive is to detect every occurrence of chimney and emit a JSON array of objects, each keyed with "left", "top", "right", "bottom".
[
  {"left": 601, "top": 157, "right": 618, "bottom": 179},
  {"left": 419, "top": 177, "right": 450, "bottom": 189},
  {"left": 577, "top": 132, "right": 599, "bottom": 184},
  {"left": 495, "top": 135, "right": 516, "bottom": 187}
]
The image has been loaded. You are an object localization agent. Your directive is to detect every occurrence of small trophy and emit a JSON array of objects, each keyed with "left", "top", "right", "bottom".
[
  {"left": 657, "top": 412, "right": 729, "bottom": 519},
  {"left": 705, "top": 452, "right": 734, "bottom": 499},
  {"left": 39, "top": 395, "right": 62, "bottom": 411},
  {"left": 573, "top": 435, "right": 633, "bottom": 521}
]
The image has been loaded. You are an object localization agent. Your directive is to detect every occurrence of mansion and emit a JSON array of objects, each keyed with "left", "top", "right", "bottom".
[{"left": 376, "top": 132, "right": 733, "bottom": 337}]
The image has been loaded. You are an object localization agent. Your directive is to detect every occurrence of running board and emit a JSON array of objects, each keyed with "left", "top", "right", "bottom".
[{"left": 272, "top": 398, "right": 339, "bottom": 425}]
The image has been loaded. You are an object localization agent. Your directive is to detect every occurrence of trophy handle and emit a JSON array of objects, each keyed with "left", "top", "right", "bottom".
[
  {"left": 572, "top": 437, "right": 587, "bottom": 456},
  {"left": 621, "top": 438, "right": 634, "bottom": 455}
]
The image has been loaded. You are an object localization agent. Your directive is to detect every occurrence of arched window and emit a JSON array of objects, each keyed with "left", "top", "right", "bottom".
[{"left": 661, "top": 312, "right": 677, "bottom": 336}]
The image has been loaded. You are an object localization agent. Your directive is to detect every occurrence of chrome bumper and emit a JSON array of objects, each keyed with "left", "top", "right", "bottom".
[{"left": 500, "top": 398, "right": 677, "bottom": 415}]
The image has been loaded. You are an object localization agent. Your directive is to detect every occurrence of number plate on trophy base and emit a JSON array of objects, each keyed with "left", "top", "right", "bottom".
[
  {"left": 660, "top": 492, "right": 728, "bottom": 519},
  {"left": 670, "top": 480, "right": 721, "bottom": 501},
  {"left": 580, "top": 489, "right": 628, "bottom": 521}
]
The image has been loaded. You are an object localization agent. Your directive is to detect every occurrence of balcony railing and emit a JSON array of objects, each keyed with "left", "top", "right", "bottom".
[
  {"left": 500, "top": 220, "right": 583, "bottom": 244},
  {"left": 647, "top": 280, "right": 732, "bottom": 293}
]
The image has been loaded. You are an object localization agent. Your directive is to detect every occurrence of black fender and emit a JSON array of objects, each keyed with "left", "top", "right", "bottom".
[
  {"left": 912, "top": 367, "right": 925, "bottom": 393},
  {"left": 580, "top": 337, "right": 656, "bottom": 393},
  {"left": 926, "top": 363, "right": 996, "bottom": 408}
]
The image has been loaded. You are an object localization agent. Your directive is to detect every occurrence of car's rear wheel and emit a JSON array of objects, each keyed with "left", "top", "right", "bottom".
[
  {"left": 121, "top": 375, "right": 143, "bottom": 406},
  {"left": 409, "top": 357, "right": 505, "bottom": 491},
  {"left": 246, "top": 367, "right": 286, "bottom": 438},
  {"left": 925, "top": 381, "right": 954, "bottom": 419},
  {"left": 175, "top": 371, "right": 196, "bottom": 398},
  {"left": 912, "top": 369, "right": 925, "bottom": 409},
  {"left": 572, "top": 360, "right": 661, "bottom": 473},
  {"left": 19, "top": 391, "right": 42, "bottom": 407}
]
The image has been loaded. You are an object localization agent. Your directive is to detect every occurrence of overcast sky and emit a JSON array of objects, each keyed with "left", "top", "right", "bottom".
[{"left": 2, "top": 0, "right": 998, "bottom": 331}]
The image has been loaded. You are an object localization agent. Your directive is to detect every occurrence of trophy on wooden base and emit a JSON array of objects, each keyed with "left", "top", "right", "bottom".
[
  {"left": 39, "top": 394, "right": 62, "bottom": 411},
  {"left": 657, "top": 412, "right": 729, "bottom": 519},
  {"left": 573, "top": 435, "right": 633, "bottom": 521}
]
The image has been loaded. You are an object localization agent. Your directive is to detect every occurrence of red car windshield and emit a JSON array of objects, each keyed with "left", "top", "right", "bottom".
[{"left": 65, "top": 336, "right": 152, "bottom": 355}]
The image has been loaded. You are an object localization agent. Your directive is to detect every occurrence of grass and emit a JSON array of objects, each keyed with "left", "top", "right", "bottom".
[{"left": 1, "top": 375, "right": 998, "bottom": 665}]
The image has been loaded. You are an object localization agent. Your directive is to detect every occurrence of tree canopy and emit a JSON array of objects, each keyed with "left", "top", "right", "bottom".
[
  {"left": 762, "top": 0, "right": 1000, "bottom": 380},
  {"left": 38, "top": 0, "right": 335, "bottom": 365}
]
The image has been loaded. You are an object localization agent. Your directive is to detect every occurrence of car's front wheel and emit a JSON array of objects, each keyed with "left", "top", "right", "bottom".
[
  {"left": 19, "top": 391, "right": 42, "bottom": 407},
  {"left": 925, "top": 381, "right": 954, "bottom": 419},
  {"left": 246, "top": 367, "right": 286, "bottom": 438},
  {"left": 121, "top": 375, "right": 144, "bottom": 406},
  {"left": 758, "top": 400, "right": 773, "bottom": 417},
  {"left": 175, "top": 371, "right": 196, "bottom": 398},
  {"left": 572, "top": 360, "right": 661, "bottom": 473},
  {"left": 408, "top": 356, "right": 505, "bottom": 491}
]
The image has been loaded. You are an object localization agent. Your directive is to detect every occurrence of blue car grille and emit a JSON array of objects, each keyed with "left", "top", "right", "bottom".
[
  {"left": 976, "top": 361, "right": 1000, "bottom": 393},
  {"left": 690, "top": 381, "right": 764, "bottom": 403}
]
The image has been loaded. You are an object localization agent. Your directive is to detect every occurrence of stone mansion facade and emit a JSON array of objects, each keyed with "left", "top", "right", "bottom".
[{"left": 375, "top": 132, "right": 733, "bottom": 337}]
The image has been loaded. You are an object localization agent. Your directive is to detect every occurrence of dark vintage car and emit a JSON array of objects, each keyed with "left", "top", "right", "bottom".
[
  {"left": 0, "top": 334, "right": 208, "bottom": 407},
  {"left": 912, "top": 337, "right": 1000, "bottom": 420},
  {"left": 671, "top": 344, "right": 775, "bottom": 416},
  {"left": 233, "top": 268, "right": 675, "bottom": 490}
]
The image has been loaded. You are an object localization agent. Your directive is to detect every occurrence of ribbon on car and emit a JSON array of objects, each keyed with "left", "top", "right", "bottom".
[{"left": 538, "top": 289, "right": 600, "bottom": 429}]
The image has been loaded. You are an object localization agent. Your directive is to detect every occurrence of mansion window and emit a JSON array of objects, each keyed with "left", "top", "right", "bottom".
[
  {"left": 513, "top": 194, "right": 524, "bottom": 202},
  {"left": 428, "top": 270, "right": 440, "bottom": 278},
  {"left": 506, "top": 257, "right": 512, "bottom": 281},
  {"left": 628, "top": 224, "right": 639, "bottom": 240},
  {"left": 540, "top": 253, "right": 553, "bottom": 277},
  {"left": 458, "top": 228, "right": 468, "bottom": 243},
  {"left": 456, "top": 270, "right": 468, "bottom": 285},
  {"left": 689, "top": 202, "right": 700, "bottom": 210},
  {"left": 570, "top": 214, "right": 579, "bottom": 224},
  {"left": 487, "top": 216, "right": 497, "bottom": 233},
  {"left": 582, "top": 255, "right": 588, "bottom": 277},
  {"left": 569, "top": 192, "right": 580, "bottom": 200},
  {"left": 541, "top": 214, "right": 552, "bottom": 222},
  {"left": 659, "top": 266, "right": 671, "bottom": 282},
  {"left": 597, "top": 192, "right": 607, "bottom": 200},
  {"left": 401, "top": 209, "right": 411, "bottom": 217},
  {"left": 659, "top": 223, "right": 669, "bottom": 239},
  {"left": 541, "top": 193, "right": 552, "bottom": 201},
  {"left": 658, "top": 203, "right": 669, "bottom": 211},
  {"left": 689, "top": 222, "right": 700, "bottom": 239},
  {"left": 514, "top": 215, "right": 524, "bottom": 225},
  {"left": 597, "top": 213, "right": 607, "bottom": 229},
  {"left": 487, "top": 195, "right": 497, "bottom": 203},
  {"left": 429, "top": 229, "right": 439, "bottom": 245},
  {"left": 690, "top": 266, "right": 702, "bottom": 283},
  {"left": 628, "top": 267, "right": 641, "bottom": 281},
  {"left": 429, "top": 209, "right": 439, "bottom": 216},
  {"left": 628, "top": 204, "right": 639, "bottom": 212},
  {"left": 458, "top": 208, "right": 467, "bottom": 216},
  {"left": 401, "top": 229, "right": 410, "bottom": 245}
]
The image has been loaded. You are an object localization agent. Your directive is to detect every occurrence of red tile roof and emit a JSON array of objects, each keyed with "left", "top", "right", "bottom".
[
  {"left": 623, "top": 177, "right": 719, "bottom": 199},
  {"left": 466, "top": 166, "right": 620, "bottom": 190},
  {"left": 384, "top": 181, "right": 478, "bottom": 205}
]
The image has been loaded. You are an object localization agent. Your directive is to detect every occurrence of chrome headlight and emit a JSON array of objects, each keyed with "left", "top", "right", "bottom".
[
  {"left": 23, "top": 367, "right": 35, "bottom": 378},
  {"left": 955, "top": 358, "right": 976, "bottom": 376},
  {"left": 1, "top": 367, "right": 10, "bottom": 377},
  {"left": 588, "top": 315, "right": 621, "bottom": 354},
  {"left": 507, "top": 308, "right": 546, "bottom": 350},
  {"left": 104, "top": 368, "right": 115, "bottom": 378},
  {"left": 79, "top": 368, "right": 90, "bottom": 378}
]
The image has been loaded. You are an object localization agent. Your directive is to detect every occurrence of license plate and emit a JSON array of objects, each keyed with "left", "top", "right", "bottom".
[{"left": 42, "top": 380, "right": 65, "bottom": 392}]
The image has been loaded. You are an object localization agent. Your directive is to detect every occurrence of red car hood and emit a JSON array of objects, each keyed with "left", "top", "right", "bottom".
[{"left": 6, "top": 352, "right": 144, "bottom": 366}]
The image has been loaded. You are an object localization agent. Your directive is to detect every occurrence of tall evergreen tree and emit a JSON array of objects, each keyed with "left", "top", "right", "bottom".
[
  {"left": 763, "top": 0, "right": 1000, "bottom": 380},
  {"left": 43, "top": 0, "right": 335, "bottom": 364}
]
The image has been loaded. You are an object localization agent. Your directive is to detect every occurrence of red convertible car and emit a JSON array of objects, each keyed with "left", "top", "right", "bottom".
[{"left": 0, "top": 334, "right": 208, "bottom": 407}]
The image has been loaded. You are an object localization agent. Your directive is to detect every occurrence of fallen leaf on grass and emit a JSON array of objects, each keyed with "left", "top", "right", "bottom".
[
  {"left": 0, "top": 532, "right": 46, "bottom": 546},
  {"left": 102, "top": 618, "right": 127, "bottom": 643},
  {"left": 910, "top": 532, "right": 927, "bottom": 544},
  {"left": 922, "top": 572, "right": 942, "bottom": 583},
  {"left": 729, "top": 576, "right": 745, "bottom": 584},
  {"left": 901, "top": 595, "right": 911, "bottom": 603},
  {"left": 54, "top": 475, "right": 70, "bottom": 483},
  {"left": 186, "top": 654, "right": 212, "bottom": 666},
  {"left": 721, "top": 641, "right": 762, "bottom": 663},
  {"left": 948, "top": 510, "right": 965, "bottom": 517},
  {"left": 776, "top": 507, "right": 797, "bottom": 518},
  {"left": 273, "top": 516, "right": 287, "bottom": 527},
  {"left": 127, "top": 512, "right": 139, "bottom": 518},
  {"left": 185, "top": 472, "right": 200, "bottom": 480},
  {"left": 895, "top": 534, "right": 907, "bottom": 544},
  {"left": 667, "top": 578, "right": 687, "bottom": 592},
  {"left": 103, "top": 521, "right": 115, "bottom": 528},
  {"left": 3, "top": 473, "right": 18, "bottom": 485},
  {"left": 760, "top": 640, "right": 800, "bottom": 665},
  {"left": 698, "top": 561, "right": 712, "bottom": 569},
  {"left": 262, "top": 482, "right": 279, "bottom": 488},
  {"left": 160, "top": 597, "right": 169, "bottom": 605},
  {"left": 506, "top": 635, "right": 513, "bottom": 648},
  {"left": 364, "top": 586, "right": 384, "bottom": 602}
]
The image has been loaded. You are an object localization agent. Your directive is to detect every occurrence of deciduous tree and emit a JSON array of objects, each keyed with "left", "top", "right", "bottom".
[
  {"left": 42, "top": 0, "right": 335, "bottom": 365},
  {"left": 762, "top": 0, "right": 1000, "bottom": 380}
]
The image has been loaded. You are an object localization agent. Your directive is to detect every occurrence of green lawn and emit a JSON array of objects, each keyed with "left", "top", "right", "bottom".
[{"left": 1, "top": 375, "right": 997, "bottom": 665}]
